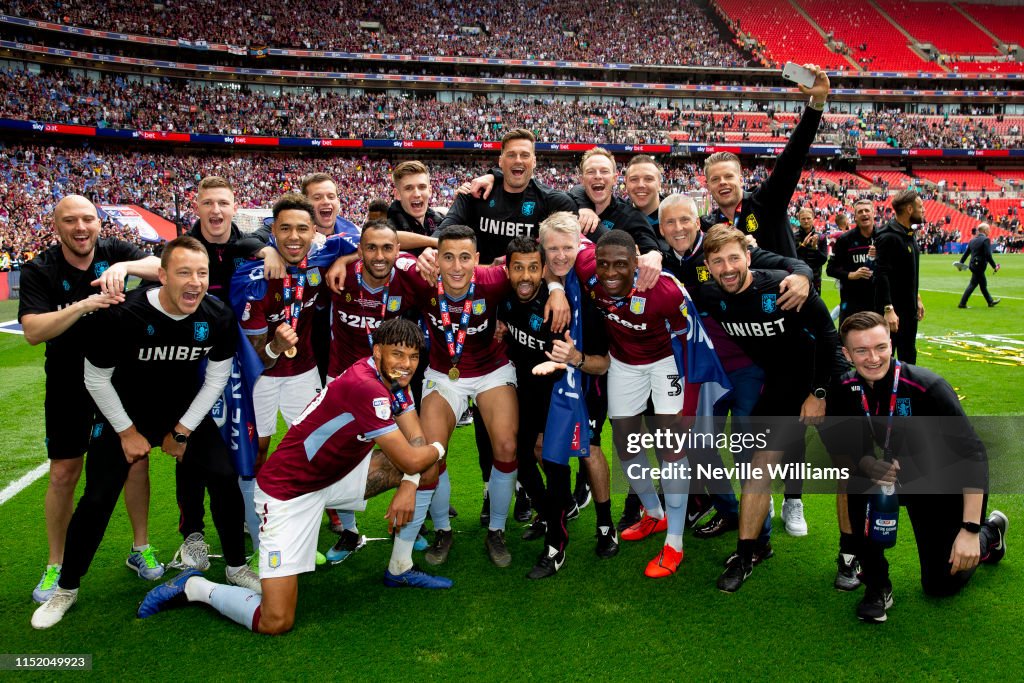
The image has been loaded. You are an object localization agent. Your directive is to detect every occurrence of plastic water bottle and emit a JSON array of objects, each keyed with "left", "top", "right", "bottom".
[{"left": 865, "top": 483, "right": 898, "bottom": 548}]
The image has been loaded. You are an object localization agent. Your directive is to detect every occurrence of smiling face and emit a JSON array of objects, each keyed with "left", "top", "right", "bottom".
[
  {"left": 705, "top": 240, "right": 751, "bottom": 295},
  {"left": 843, "top": 325, "right": 893, "bottom": 386},
  {"left": 394, "top": 172, "right": 432, "bottom": 222},
  {"left": 438, "top": 237, "right": 479, "bottom": 297},
  {"left": 798, "top": 208, "right": 815, "bottom": 232},
  {"left": 272, "top": 208, "right": 315, "bottom": 265},
  {"left": 595, "top": 244, "right": 636, "bottom": 298},
  {"left": 196, "top": 187, "right": 237, "bottom": 244},
  {"left": 54, "top": 195, "right": 100, "bottom": 261},
  {"left": 624, "top": 162, "right": 662, "bottom": 215},
  {"left": 854, "top": 202, "right": 875, "bottom": 234},
  {"left": 582, "top": 154, "right": 616, "bottom": 211},
  {"left": 659, "top": 199, "right": 700, "bottom": 255},
  {"left": 507, "top": 250, "right": 543, "bottom": 303},
  {"left": 374, "top": 342, "right": 420, "bottom": 390},
  {"left": 499, "top": 139, "right": 536, "bottom": 193},
  {"left": 541, "top": 229, "right": 579, "bottom": 278},
  {"left": 705, "top": 160, "right": 743, "bottom": 211},
  {"left": 304, "top": 179, "right": 341, "bottom": 234},
  {"left": 358, "top": 225, "right": 399, "bottom": 285},
  {"left": 158, "top": 245, "right": 209, "bottom": 316}
]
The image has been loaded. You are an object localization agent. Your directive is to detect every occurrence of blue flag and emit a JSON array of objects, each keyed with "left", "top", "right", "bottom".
[
  {"left": 666, "top": 274, "right": 732, "bottom": 430},
  {"left": 214, "top": 235, "right": 358, "bottom": 476},
  {"left": 542, "top": 270, "right": 590, "bottom": 465}
]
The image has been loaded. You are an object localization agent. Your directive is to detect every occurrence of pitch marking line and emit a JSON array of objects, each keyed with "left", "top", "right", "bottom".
[{"left": 0, "top": 462, "right": 48, "bottom": 505}]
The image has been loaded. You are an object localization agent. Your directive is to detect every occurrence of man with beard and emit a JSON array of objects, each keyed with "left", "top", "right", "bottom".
[
  {"left": 700, "top": 65, "right": 831, "bottom": 258},
  {"left": 874, "top": 190, "right": 925, "bottom": 364},
  {"left": 827, "top": 199, "right": 877, "bottom": 322},
  {"left": 20, "top": 194, "right": 162, "bottom": 603},
  {"left": 136, "top": 318, "right": 450, "bottom": 634}
]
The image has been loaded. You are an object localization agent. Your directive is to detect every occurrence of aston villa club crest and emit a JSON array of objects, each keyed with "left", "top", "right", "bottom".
[
  {"left": 306, "top": 268, "right": 322, "bottom": 287},
  {"left": 146, "top": 324, "right": 155, "bottom": 336},
  {"left": 346, "top": 293, "right": 353, "bottom": 302},
  {"left": 896, "top": 398, "right": 912, "bottom": 416},
  {"left": 275, "top": 292, "right": 282, "bottom": 302},
  {"left": 234, "top": 257, "right": 245, "bottom": 270},
  {"left": 194, "top": 322, "right": 210, "bottom": 342},
  {"left": 472, "top": 299, "right": 486, "bottom": 315},
  {"left": 93, "top": 261, "right": 109, "bottom": 277},
  {"left": 745, "top": 214, "right": 758, "bottom": 233},
  {"left": 529, "top": 313, "right": 543, "bottom": 331},
  {"left": 761, "top": 294, "right": 777, "bottom": 314},
  {"left": 696, "top": 265, "right": 711, "bottom": 283},
  {"left": 521, "top": 201, "right": 536, "bottom": 217},
  {"left": 629, "top": 296, "right": 646, "bottom": 315},
  {"left": 600, "top": 220, "right": 614, "bottom": 231},
  {"left": 387, "top": 296, "right": 402, "bottom": 312},
  {"left": 268, "top": 551, "right": 282, "bottom": 569}
]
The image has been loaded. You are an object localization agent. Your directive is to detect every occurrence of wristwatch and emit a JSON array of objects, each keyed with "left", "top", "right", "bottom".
[
  {"left": 172, "top": 430, "right": 189, "bottom": 445},
  {"left": 813, "top": 387, "right": 827, "bottom": 400},
  {"left": 883, "top": 305, "right": 895, "bottom": 314},
  {"left": 961, "top": 521, "right": 981, "bottom": 533}
]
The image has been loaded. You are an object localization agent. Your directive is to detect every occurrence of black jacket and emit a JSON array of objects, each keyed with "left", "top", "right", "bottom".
[
  {"left": 700, "top": 106, "right": 824, "bottom": 259},
  {"left": 959, "top": 234, "right": 997, "bottom": 273}
]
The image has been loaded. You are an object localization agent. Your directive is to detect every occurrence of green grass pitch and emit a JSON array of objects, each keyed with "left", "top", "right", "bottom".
[{"left": 0, "top": 255, "right": 1021, "bottom": 679}]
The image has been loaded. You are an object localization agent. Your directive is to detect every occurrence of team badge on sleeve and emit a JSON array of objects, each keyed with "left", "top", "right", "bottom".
[
  {"left": 472, "top": 300, "right": 486, "bottom": 315},
  {"left": 521, "top": 201, "right": 536, "bottom": 216},
  {"left": 761, "top": 294, "right": 777, "bottom": 314},
  {"left": 194, "top": 322, "right": 210, "bottom": 342},
  {"left": 306, "top": 268, "right": 322, "bottom": 287},
  {"left": 629, "top": 296, "right": 646, "bottom": 315},
  {"left": 372, "top": 397, "right": 391, "bottom": 420}
]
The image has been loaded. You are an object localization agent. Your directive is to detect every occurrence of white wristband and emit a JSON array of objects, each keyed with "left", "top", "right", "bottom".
[
  {"left": 401, "top": 472, "right": 421, "bottom": 486},
  {"left": 431, "top": 441, "right": 446, "bottom": 462},
  {"left": 547, "top": 281, "right": 565, "bottom": 293},
  {"left": 265, "top": 343, "right": 280, "bottom": 359}
]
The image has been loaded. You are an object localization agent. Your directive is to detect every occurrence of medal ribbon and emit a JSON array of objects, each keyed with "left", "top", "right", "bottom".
[
  {"left": 355, "top": 261, "right": 394, "bottom": 349},
  {"left": 372, "top": 361, "right": 414, "bottom": 415},
  {"left": 597, "top": 269, "right": 639, "bottom": 315},
  {"left": 438, "top": 272, "right": 476, "bottom": 370},
  {"left": 282, "top": 255, "right": 308, "bottom": 334}
]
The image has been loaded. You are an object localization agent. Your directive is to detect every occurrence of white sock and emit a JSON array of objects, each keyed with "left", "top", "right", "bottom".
[
  {"left": 666, "top": 533, "right": 684, "bottom": 552},
  {"left": 388, "top": 537, "right": 415, "bottom": 576},
  {"left": 225, "top": 564, "right": 247, "bottom": 577},
  {"left": 184, "top": 575, "right": 218, "bottom": 604}
]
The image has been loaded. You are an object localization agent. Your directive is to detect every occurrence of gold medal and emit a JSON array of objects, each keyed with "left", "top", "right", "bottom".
[
  {"left": 448, "top": 367, "right": 460, "bottom": 381},
  {"left": 284, "top": 347, "right": 297, "bottom": 359}
]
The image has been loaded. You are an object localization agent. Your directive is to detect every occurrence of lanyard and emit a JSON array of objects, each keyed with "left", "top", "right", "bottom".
[
  {"left": 437, "top": 272, "right": 476, "bottom": 369},
  {"left": 282, "top": 256, "right": 308, "bottom": 330},
  {"left": 718, "top": 199, "right": 743, "bottom": 228},
  {"left": 355, "top": 261, "right": 394, "bottom": 349},
  {"left": 859, "top": 360, "right": 901, "bottom": 459}
]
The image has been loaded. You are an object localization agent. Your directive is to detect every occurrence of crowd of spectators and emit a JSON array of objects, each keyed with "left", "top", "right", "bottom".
[
  {"left": 4, "top": 68, "right": 1024, "bottom": 151},
  {"left": 2, "top": 143, "right": 1022, "bottom": 270},
  {"left": 0, "top": 0, "right": 748, "bottom": 67},
  {"left": 834, "top": 109, "right": 1018, "bottom": 150}
]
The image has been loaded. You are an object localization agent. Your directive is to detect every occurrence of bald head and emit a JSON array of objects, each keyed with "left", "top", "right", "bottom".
[
  {"left": 54, "top": 194, "right": 101, "bottom": 260},
  {"left": 977, "top": 223, "right": 990, "bottom": 235}
]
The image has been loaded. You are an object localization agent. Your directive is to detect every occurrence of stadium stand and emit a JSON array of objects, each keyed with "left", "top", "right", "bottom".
[
  {"left": 914, "top": 169, "right": 1002, "bottom": 192},
  {"left": 795, "top": 0, "right": 942, "bottom": 72},
  {"left": 712, "top": 0, "right": 849, "bottom": 69},
  {"left": 873, "top": 0, "right": 998, "bottom": 56},
  {"left": 960, "top": 3, "right": 1024, "bottom": 47}
]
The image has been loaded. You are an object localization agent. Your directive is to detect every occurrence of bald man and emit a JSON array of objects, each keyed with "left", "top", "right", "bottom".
[{"left": 19, "top": 195, "right": 163, "bottom": 603}]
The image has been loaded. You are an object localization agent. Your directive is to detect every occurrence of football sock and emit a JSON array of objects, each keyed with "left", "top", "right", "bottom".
[
  {"left": 666, "top": 533, "right": 684, "bottom": 552},
  {"left": 337, "top": 510, "right": 357, "bottom": 532},
  {"left": 665, "top": 492, "right": 687, "bottom": 539},
  {"left": 620, "top": 455, "right": 664, "bottom": 519},
  {"left": 595, "top": 500, "right": 612, "bottom": 529},
  {"left": 209, "top": 583, "right": 261, "bottom": 631},
  {"left": 428, "top": 469, "right": 452, "bottom": 532},
  {"left": 487, "top": 464, "right": 517, "bottom": 532},
  {"left": 389, "top": 489, "right": 433, "bottom": 575},
  {"left": 238, "top": 477, "right": 260, "bottom": 551},
  {"left": 132, "top": 543, "right": 150, "bottom": 553}
]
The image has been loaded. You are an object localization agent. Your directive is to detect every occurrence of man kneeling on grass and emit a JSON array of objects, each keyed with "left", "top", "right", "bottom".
[{"left": 137, "top": 318, "right": 449, "bottom": 635}]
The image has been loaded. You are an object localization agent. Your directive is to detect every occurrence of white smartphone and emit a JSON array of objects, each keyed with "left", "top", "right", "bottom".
[{"left": 782, "top": 62, "right": 817, "bottom": 89}]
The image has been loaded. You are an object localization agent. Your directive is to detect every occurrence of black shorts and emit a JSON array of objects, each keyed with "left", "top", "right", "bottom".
[
  {"left": 44, "top": 378, "right": 95, "bottom": 460},
  {"left": 750, "top": 376, "right": 810, "bottom": 454}
]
